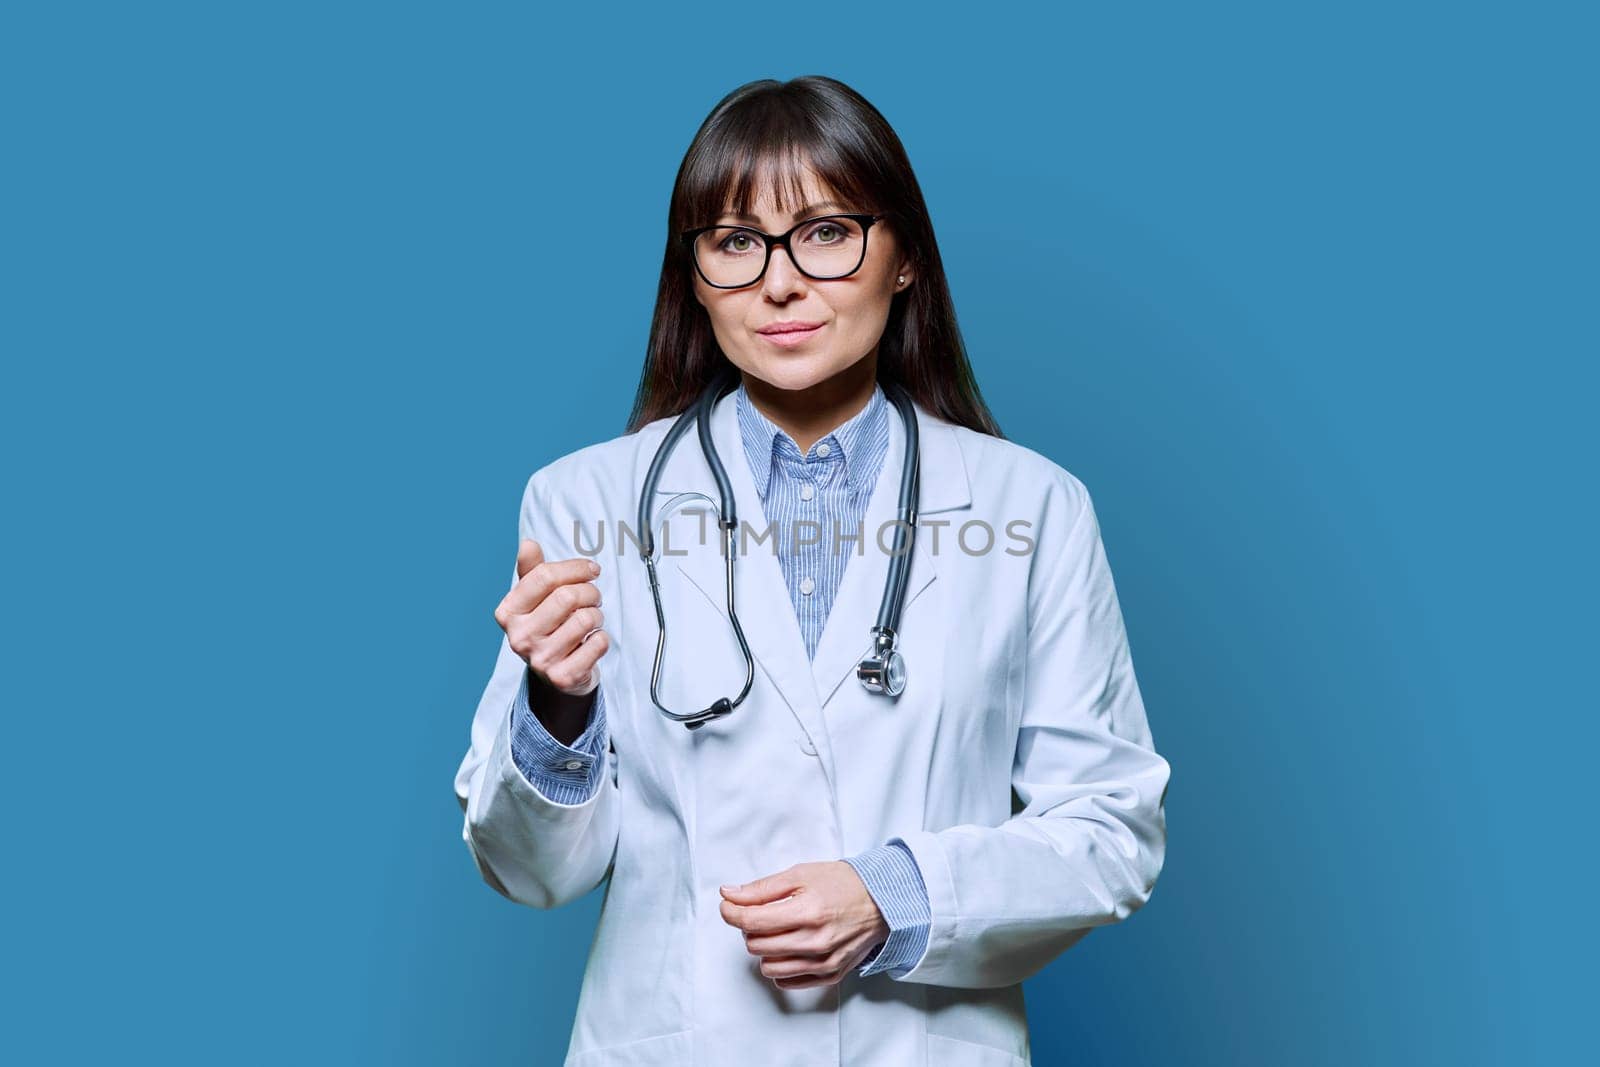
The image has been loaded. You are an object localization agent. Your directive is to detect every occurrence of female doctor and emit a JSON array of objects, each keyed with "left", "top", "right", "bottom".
[{"left": 454, "top": 76, "right": 1171, "bottom": 1067}]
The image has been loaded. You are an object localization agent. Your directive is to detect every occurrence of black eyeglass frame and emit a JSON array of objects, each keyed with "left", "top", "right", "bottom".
[{"left": 679, "top": 212, "right": 888, "bottom": 290}]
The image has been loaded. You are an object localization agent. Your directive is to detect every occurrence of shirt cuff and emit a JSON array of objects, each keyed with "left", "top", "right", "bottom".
[
  {"left": 508, "top": 668, "right": 608, "bottom": 805},
  {"left": 843, "top": 840, "right": 932, "bottom": 978}
]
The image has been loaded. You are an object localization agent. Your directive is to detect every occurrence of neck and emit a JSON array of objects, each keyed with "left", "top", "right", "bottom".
[{"left": 740, "top": 354, "right": 879, "bottom": 455}]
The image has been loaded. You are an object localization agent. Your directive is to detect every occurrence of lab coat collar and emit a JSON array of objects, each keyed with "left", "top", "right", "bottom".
[{"left": 647, "top": 383, "right": 972, "bottom": 768}]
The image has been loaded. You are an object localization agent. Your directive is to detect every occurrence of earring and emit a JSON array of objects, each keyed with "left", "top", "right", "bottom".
[{"left": 897, "top": 275, "right": 905, "bottom": 286}]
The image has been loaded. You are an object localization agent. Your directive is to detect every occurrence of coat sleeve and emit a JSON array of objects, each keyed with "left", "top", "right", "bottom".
[
  {"left": 452, "top": 468, "right": 622, "bottom": 909},
  {"left": 889, "top": 471, "right": 1171, "bottom": 988}
]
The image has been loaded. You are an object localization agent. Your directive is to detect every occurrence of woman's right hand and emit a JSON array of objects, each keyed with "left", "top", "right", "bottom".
[{"left": 494, "top": 538, "right": 610, "bottom": 696}]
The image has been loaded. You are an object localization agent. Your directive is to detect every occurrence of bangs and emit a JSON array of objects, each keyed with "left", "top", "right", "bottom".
[{"left": 679, "top": 111, "right": 882, "bottom": 232}]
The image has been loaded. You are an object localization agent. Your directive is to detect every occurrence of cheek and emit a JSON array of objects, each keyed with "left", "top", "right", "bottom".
[
  {"left": 833, "top": 292, "right": 892, "bottom": 339},
  {"left": 700, "top": 293, "right": 749, "bottom": 335}
]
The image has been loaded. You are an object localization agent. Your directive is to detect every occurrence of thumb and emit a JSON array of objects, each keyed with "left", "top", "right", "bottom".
[{"left": 516, "top": 538, "right": 544, "bottom": 580}]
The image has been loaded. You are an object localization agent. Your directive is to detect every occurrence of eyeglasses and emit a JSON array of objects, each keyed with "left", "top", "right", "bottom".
[{"left": 681, "top": 212, "right": 886, "bottom": 289}]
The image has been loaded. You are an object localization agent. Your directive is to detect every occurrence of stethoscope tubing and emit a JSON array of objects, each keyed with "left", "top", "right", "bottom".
[{"left": 639, "top": 367, "right": 918, "bottom": 728}]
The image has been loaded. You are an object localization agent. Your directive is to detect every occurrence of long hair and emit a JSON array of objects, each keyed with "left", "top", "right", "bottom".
[{"left": 624, "top": 76, "right": 1004, "bottom": 440}]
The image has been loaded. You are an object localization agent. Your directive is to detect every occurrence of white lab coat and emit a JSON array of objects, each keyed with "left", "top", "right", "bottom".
[{"left": 454, "top": 386, "right": 1171, "bottom": 1066}]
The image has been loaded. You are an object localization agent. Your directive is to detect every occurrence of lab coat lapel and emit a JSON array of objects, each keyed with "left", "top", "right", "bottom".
[{"left": 810, "top": 400, "right": 971, "bottom": 710}]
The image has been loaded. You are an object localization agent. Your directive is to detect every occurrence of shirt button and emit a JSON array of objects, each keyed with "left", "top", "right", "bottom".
[
  {"left": 814, "top": 442, "right": 831, "bottom": 458},
  {"left": 799, "top": 576, "right": 815, "bottom": 596},
  {"left": 563, "top": 759, "right": 584, "bottom": 771},
  {"left": 799, "top": 483, "right": 815, "bottom": 501}
]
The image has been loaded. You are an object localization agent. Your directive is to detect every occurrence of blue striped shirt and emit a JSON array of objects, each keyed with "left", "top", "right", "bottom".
[
  {"left": 507, "top": 379, "right": 931, "bottom": 979},
  {"left": 734, "top": 378, "right": 891, "bottom": 658}
]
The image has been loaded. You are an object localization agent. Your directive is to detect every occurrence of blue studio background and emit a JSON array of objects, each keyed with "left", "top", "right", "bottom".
[{"left": 3, "top": 2, "right": 1592, "bottom": 1064}]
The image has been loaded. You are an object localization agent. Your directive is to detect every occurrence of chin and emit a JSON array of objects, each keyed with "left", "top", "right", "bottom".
[{"left": 744, "top": 354, "right": 858, "bottom": 393}]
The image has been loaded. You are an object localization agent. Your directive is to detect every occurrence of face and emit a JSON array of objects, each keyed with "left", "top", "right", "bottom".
[{"left": 689, "top": 162, "right": 913, "bottom": 394}]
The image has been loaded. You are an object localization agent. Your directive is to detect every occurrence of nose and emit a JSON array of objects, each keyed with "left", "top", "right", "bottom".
[{"left": 761, "top": 243, "right": 806, "bottom": 298}]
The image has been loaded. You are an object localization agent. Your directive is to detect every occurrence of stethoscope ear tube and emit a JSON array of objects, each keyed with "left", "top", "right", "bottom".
[
  {"left": 637, "top": 398, "right": 703, "bottom": 561},
  {"left": 878, "top": 380, "right": 921, "bottom": 638},
  {"left": 696, "top": 368, "right": 739, "bottom": 530},
  {"left": 640, "top": 367, "right": 754, "bottom": 729},
  {"left": 857, "top": 379, "right": 920, "bottom": 698}
]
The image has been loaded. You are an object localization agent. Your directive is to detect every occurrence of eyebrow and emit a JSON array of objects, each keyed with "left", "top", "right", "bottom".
[{"left": 717, "top": 200, "right": 846, "bottom": 226}]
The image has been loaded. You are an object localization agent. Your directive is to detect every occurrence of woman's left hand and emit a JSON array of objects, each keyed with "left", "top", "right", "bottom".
[{"left": 718, "top": 861, "right": 889, "bottom": 989}]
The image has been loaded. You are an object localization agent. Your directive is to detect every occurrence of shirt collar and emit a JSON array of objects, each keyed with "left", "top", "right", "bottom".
[{"left": 735, "top": 377, "right": 890, "bottom": 500}]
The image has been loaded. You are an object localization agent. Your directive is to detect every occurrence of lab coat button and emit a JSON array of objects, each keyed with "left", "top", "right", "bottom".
[{"left": 796, "top": 735, "right": 818, "bottom": 756}]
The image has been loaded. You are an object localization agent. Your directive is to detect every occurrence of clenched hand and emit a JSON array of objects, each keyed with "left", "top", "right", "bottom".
[
  {"left": 718, "top": 862, "right": 890, "bottom": 989},
  {"left": 495, "top": 538, "right": 609, "bottom": 695}
]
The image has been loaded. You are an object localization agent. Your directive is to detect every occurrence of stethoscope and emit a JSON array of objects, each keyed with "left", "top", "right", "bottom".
[{"left": 636, "top": 367, "right": 921, "bottom": 730}]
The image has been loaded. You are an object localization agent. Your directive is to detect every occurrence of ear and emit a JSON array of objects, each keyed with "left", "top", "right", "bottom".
[{"left": 893, "top": 256, "right": 915, "bottom": 292}]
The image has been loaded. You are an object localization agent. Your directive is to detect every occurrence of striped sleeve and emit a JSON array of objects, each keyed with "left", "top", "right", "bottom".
[
  {"left": 843, "top": 840, "right": 932, "bottom": 978},
  {"left": 508, "top": 668, "right": 609, "bottom": 806}
]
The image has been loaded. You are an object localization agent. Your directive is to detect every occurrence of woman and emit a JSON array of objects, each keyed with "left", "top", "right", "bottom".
[{"left": 454, "top": 76, "right": 1171, "bottom": 1066}]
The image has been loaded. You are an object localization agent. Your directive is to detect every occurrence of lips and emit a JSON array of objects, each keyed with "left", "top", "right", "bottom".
[
  {"left": 757, "top": 321, "right": 824, "bottom": 347},
  {"left": 757, "top": 322, "right": 824, "bottom": 334}
]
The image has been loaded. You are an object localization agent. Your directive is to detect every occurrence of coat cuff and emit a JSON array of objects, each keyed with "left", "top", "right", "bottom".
[
  {"left": 843, "top": 841, "right": 932, "bottom": 978},
  {"left": 508, "top": 669, "right": 608, "bottom": 805}
]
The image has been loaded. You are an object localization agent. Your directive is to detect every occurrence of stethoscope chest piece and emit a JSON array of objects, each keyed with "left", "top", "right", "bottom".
[{"left": 857, "top": 630, "right": 908, "bottom": 697}]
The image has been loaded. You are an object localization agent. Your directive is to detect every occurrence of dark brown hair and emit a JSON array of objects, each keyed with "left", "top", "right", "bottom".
[{"left": 623, "top": 75, "right": 1004, "bottom": 440}]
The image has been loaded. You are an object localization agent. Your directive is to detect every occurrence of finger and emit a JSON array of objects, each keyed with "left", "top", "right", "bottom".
[
  {"left": 720, "top": 869, "right": 804, "bottom": 905},
  {"left": 537, "top": 627, "right": 611, "bottom": 694},
  {"left": 760, "top": 952, "right": 841, "bottom": 980},
  {"left": 719, "top": 892, "right": 809, "bottom": 937},
  {"left": 512, "top": 602, "right": 604, "bottom": 664},
  {"left": 525, "top": 568, "right": 602, "bottom": 636},
  {"left": 515, "top": 538, "right": 545, "bottom": 581},
  {"left": 499, "top": 559, "right": 601, "bottom": 627},
  {"left": 773, "top": 973, "right": 836, "bottom": 989},
  {"left": 550, "top": 605, "right": 608, "bottom": 659},
  {"left": 512, "top": 606, "right": 605, "bottom": 685},
  {"left": 743, "top": 928, "right": 830, "bottom": 958}
]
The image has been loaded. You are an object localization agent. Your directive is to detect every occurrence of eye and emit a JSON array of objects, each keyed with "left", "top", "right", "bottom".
[
  {"left": 799, "top": 217, "right": 862, "bottom": 245},
  {"left": 717, "top": 229, "right": 761, "bottom": 254}
]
